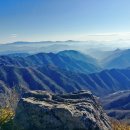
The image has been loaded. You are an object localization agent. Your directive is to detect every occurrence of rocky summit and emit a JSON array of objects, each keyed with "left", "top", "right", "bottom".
[{"left": 14, "top": 90, "right": 112, "bottom": 130}]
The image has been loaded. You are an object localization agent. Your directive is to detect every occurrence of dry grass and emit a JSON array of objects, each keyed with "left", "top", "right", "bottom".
[
  {"left": 112, "top": 120, "right": 130, "bottom": 130},
  {"left": 0, "top": 107, "right": 14, "bottom": 126}
]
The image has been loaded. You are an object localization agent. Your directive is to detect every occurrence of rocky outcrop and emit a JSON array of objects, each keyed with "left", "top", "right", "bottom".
[{"left": 14, "top": 90, "right": 112, "bottom": 130}]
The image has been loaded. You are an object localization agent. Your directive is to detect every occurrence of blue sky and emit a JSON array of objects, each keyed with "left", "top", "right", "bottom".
[{"left": 0, "top": 0, "right": 130, "bottom": 43}]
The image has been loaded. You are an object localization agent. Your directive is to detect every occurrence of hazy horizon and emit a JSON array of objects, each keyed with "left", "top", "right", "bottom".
[{"left": 0, "top": 0, "right": 130, "bottom": 44}]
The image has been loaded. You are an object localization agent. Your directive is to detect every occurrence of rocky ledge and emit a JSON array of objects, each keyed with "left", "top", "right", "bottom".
[{"left": 14, "top": 90, "right": 112, "bottom": 130}]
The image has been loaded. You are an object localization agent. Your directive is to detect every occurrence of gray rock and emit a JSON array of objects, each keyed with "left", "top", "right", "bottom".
[{"left": 14, "top": 90, "right": 112, "bottom": 130}]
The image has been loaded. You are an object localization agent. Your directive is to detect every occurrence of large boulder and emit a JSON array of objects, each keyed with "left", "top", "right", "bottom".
[{"left": 14, "top": 90, "right": 112, "bottom": 130}]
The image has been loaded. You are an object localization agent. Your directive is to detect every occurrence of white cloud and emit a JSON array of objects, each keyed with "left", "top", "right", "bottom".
[
  {"left": 43, "top": 32, "right": 130, "bottom": 42},
  {"left": 10, "top": 34, "right": 17, "bottom": 38},
  {"left": 0, "top": 34, "right": 18, "bottom": 44},
  {"left": 77, "top": 32, "right": 130, "bottom": 42}
]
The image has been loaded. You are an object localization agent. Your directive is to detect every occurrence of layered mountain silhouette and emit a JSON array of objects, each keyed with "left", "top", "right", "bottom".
[
  {"left": 103, "top": 49, "right": 130, "bottom": 69},
  {"left": 0, "top": 50, "right": 100, "bottom": 74},
  {"left": 0, "top": 51, "right": 130, "bottom": 95},
  {"left": 1, "top": 50, "right": 130, "bottom": 99},
  {"left": 1, "top": 64, "right": 130, "bottom": 98},
  {"left": 0, "top": 50, "right": 101, "bottom": 107}
]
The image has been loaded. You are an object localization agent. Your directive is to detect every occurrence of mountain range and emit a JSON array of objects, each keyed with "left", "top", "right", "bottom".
[
  {"left": 1, "top": 50, "right": 130, "bottom": 99},
  {"left": 102, "top": 49, "right": 130, "bottom": 69},
  {"left": 0, "top": 50, "right": 101, "bottom": 74},
  {"left": 1, "top": 48, "right": 130, "bottom": 124},
  {"left": 101, "top": 90, "right": 130, "bottom": 123}
]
